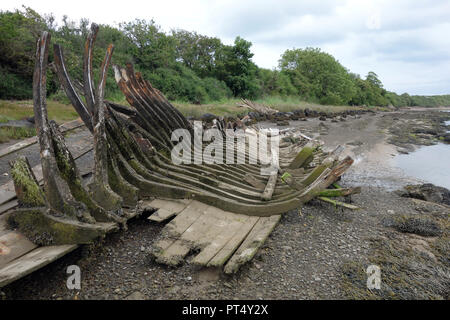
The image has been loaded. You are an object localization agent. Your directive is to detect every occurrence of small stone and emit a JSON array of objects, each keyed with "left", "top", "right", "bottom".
[
  {"left": 140, "top": 246, "right": 145, "bottom": 252},
  {"left": 186, "top": 276, "right": 192, "bottom": 281},
  {"left": 387, "top": 210, "right": 395, "bottom": 214},
  {"left": 114, "top": 288, "right": 121, "bottom": 293}
]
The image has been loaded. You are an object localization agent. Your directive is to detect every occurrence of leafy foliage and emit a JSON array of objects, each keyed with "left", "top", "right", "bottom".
[{"left": 0, "top": 6, "right": 449, "bottom": 107}]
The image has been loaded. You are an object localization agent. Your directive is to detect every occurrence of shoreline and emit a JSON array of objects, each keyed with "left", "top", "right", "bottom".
[{"left": 1, "top": 107, "right": 449, "bottom": 300}]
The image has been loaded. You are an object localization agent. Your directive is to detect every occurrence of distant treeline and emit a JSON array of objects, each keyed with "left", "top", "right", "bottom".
[{"left": 1, "top": 7, "right": 449, "bottom": 107}]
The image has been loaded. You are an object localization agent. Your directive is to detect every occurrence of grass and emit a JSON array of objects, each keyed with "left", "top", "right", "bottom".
[
  {"left": 0, "top": 100, "right": 80, "bottom": 123},
  {"left": 0, "top": 95, "right": 370, "bottom": 143},
  {"left": 0, "top": 99, "right": 79, "bottom": 143},
  {"left": 0, "top": 126, "right": 36, "bottom": 143},
  {"left": 172, "top": 96, "right": 366, "bottom": 118}
]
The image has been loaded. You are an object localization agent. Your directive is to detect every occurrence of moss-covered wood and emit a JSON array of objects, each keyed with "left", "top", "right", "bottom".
[
  {"left": 9, "top": 156, "right": 46, "bottom": 207},
  {"left": 8, "top": 208, "right": 116, "bottom": 245}
]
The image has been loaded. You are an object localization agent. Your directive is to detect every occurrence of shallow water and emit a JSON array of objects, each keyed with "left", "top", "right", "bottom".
[{"left": 394, "top": 143, "right": 450, "bottom": 189}]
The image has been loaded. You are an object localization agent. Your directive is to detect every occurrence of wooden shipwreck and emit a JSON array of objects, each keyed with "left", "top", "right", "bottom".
[{"left": 0, "top": 25, "right": 357, "bottom": 286}]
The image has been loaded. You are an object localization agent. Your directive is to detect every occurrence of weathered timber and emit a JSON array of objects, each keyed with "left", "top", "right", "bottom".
[
  {"left": 146, "top": 199, "right": 191, "bottom": 222},
  {"left": 0, "top": 231, "right": 37, "bottom": 268},
  {"left": 8, "top": 208, "right": 117, "bottom": 245},
  {"left": 223, "top": 214, "right": 281, "bottom": 274},
  {"left": 317, "top": 196, "right": 361, "bottom": 210},
  {"left": 9, "top": 156, "right": 45, "bottom": 207},
  {"left": 288, "top": 143, "right": 315, "bottom": 169},
  {"left": 0, "top": 245, "right": 78, "bottom": 288},
  {"left": 2, "top": 25, "right": 357, "bottom": 277},
  {"left": 261, "top": 172, "right": 278, "bottom": 201},
  {"left": 317, "top": 187, "right": 361, "bottom": 197}
]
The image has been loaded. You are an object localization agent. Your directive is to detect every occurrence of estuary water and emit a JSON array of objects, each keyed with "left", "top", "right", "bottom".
[{"left": 394, "top": 111, "right": 450, "bottom": 189}]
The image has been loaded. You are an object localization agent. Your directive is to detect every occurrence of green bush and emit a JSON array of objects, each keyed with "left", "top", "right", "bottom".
[{"left": 0, "top": 66, "right": 32, "bottom": 99}]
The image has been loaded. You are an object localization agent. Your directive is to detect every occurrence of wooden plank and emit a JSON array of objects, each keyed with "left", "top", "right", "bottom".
[
  {"left": 155, "top": 202, "right": 215, "bottom": 265},
  {"left": 261, "top": 172, "right": 278, "bottom": 201},
  {"left": 224, "top": 214, "right": 281, "bottom": 274},
  {"left": 0, "top": 200, "right": 18, "bottom": 217},
  {"left": 0, "top": 119, "right": 84, "bottom": 159},
  {"left": 155, "top": 240, "right": 191, "bottom": 266},
  {"left": 244, "top": 173, "right": 266, "bottom": 189},
  {"left": 0, "top": 231, "right": 37, "bottom": 268},
  {"left": 152, "top": 201, "right": 209, "bottom": 254},
  {"left": 147, "top": 199, "right": 191, "bottom": 222},
  {"left": 192, "top": 212, "right": 250, "bottom": 266},
  {"left": 317, "top": 196, "right": 361, "bottom": 210},
  {"left": 148, "top": 208, "right": 177, "bottom": 222},
  {"left": 0, "top": 245, "right": 78, "bottom": 288},
  {"left": 207, "top": 216, "right": 259, "bottom": 268},
  {"left": 0, "top": 213, "right": 10, "bottom": 237}
]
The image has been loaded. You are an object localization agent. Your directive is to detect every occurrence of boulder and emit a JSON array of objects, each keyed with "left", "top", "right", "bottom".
[{"left": 400, "top": 183, "right": 450, "bottom": 206}]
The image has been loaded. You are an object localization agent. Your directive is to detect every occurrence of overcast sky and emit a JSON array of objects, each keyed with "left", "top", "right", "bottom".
[{"left": 2, "top": 0, "right": 450, "bottom": 95}]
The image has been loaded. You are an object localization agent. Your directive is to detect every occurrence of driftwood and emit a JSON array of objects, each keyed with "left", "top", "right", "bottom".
[
  {"left": 238, "top": 98, "right": 279, "bottom": 114},
  {"left": 317, "top": 197, "right": 360, "bottom": 210},
  {"left": 5, "top": 24, "right": 356, "bottom": 274}
]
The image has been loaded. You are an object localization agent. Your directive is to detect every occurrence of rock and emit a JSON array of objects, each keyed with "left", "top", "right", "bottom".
[
  {"left": 408, "top": 238, "right": 438, "bottom": 262},
  {"left": 319, "top": 116, "right": 327, "bottom": 121},
  {"left": 201, "top": 113, "right": 217, "bottom": 122},
  {"left": 392, "top": 216, "right": 442, "bottom": 237},
  {"left": 400, "top": 184, "right": 450, "bottom": 205},
  {"left": 125, "top": 291, "right": 146, "bottom": 300},
  {"left": 277, "top": 121, "right": 289, "bottom": 126},
  {"left": 440, "top": 133, "right": 450, "bottom": 143}
]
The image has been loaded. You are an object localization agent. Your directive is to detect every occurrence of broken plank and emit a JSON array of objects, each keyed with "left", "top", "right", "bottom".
[
  {"left": 155, "top": 203, "right": 225, "bottom": 266},
  {"left": 192, "top": 213, "right": 250, "bottom": 266},
  {"left": 146, "top": 198, "right": 191, "bottom": 222},
  {"left": 317, "top": 187, "right": 361, "bottom": 197},
  {"left": 318, "top": 196, "right": 360, "bottom": 210},
  {"left": 261, "top": 172, "right": 278, "bottom": 201},
  {"left": 0, "top": 244, "right": 78, "bottom": 288},
  {"left": 148, "top": 208, "right": 176, "bottom": 222},
  {"left": 224, "top": 214, "right": 281, "bottom": 274},
  {"left": 0, "top": 231, "right": 38, "bottom": 268},
  {"left": 244, "top": 173, "right": 266, "bottom": 189},
  {"left": 0, "top": 200, "right": 18, "bottom": 217},
  {"left": 152, "top": 201, "right": 209, "bottom": 254},
  {"left": 207, "top": 216, "right": 259, "bottom": 268}
]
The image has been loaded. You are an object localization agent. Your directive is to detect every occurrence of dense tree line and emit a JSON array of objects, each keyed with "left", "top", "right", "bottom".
[{"left": 1, "top": 7, "right": 449, "bottom": 107}]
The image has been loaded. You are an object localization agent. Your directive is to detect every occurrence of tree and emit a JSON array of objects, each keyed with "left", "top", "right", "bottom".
[
  {"left": 213, "top": 37, "right": 260, "bottom": 98},
  {"left": 279, "top": 48, "right": 356, "bottom": 105},
  {"left": 120, "top": 19, "right": 176, "bottom": 70}
]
